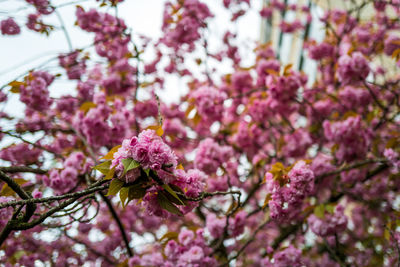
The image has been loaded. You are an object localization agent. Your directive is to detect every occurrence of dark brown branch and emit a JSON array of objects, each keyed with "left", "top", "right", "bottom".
[
  {"left": 0, "top": 166, "right": 47, "bottom": 174},
  {"left": 7, "top": 179, "right": 111, "bottom": 232},
  {"left": 11, "top": 195, "right": 89, "bottom": 231},
  {"left": 64, "top": 231, "right": 116, "bottom": 265},
  {"left": 363, "top": 81, "right": 386, "bottom": 111},
  {"left": 99, "top": 192, "right": 133, "bottom": 257},
  {"left": 241, "top": 175, "right": 263, "bottom": 208},
  {"left": 0, "top": 180, "right": 110, "bottom": 246},
  {"left": 316, "top": 158, "right": 387, "bottom": 182},
  {"left": 178, "top": 190, "right": 242, "bottom": 202},
  {"left": 223, "top": 219, "right": 272, "bottom": 266},
  {"left": 271, "top": 223, "right": 301, "bottom": 250},
  {"left": 0, "top": 170, "right": 32, "bottom": 200},
  {"left": 0, "top": 180, "right": 110, "bottom": 209},
  {"left": 323, "top": 238, "right": 349, "bottom": 267},
  {"left": 0, "top": 130, "right": 63, "bottom": 159},
  {"left": 0, "top": 171, "right": 36, "bottom": 246}
]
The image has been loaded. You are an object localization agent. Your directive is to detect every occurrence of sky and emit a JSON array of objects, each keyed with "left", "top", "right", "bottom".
[{"left": 0, "top": 0, "right": 264, "bottom": 119}]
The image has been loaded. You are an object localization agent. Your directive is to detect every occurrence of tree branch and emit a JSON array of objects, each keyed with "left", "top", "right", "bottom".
[
  {"left": 178, "top": 190, "right": 242, "bottom": 202},
  {"left": 64, "top": 230, "right": 116, "bottom": 265},
  {"left": 0, "top": 180, "right": 110, "bottom": 209},
  {"left": 0, "top": 166, "right": 47, "bottom": 174},
  {"left": 99, "top": 192, "right": 133, "bottom": 257}
]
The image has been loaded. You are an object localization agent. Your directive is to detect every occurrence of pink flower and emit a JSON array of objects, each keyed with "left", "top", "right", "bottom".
[
  {"left": 308, "top": 42, "right": 334, "bottom": 60},
  {"left": 0, "top": 143, "right": 42, "bottom": 165},
  {"left": 260, "top": 7, "right": 273, "bottom": 18},
  {"left": 263, "top": 245, "right": 303, "bottom": 267},
  {"left": 231, "top": 71, "right": 253, "bottom": 93},
  {"left": 267, "top": 161, "right": 315, "bottom": 221},
  {"left": 337, "top": 52, "right": 370, "bottom": 84},
  {"left": 191, "top": 86, "right": 227, "bottom": 122},
  {"left": 194, "top": 138, "right": 233, "bottom": 174},
  {"left": 384, "top": 35, "right": 400, "bottom": 56},
  {"left": 149, "top": 140, "right": 177, "bottom": 169},
  {"left": 124, "top": 168, "right": 141, "bottom": 183},
  {"left": 138, "top": 129, "right": 160, "bottom": 144},
  {"left": 32, "top": 189, "right": 43, "bottom": 199},
  {"left": 229, "top": 210, "right": 247, "bottom": 237},
  {"left": 178, "top": 229, "right": 195, "bottom": 246},
  {"left": 384, "top": 148, "right": 400, "bottom": 172},
  {"left": 133, "top": 144, "right": 150, "bottom": 165},
  {"left": 60, "top": 167, "right": 78, "bottom": 181},
  {"left": 0, "top": 197, "right": 14, "bottom": 230},
  {"left": 58, "top": 50, "right": 87, "bottom": 80},
  {"left": 161, "top": 0, "right": 213, "bottom": 52},
  {"left": 130, "top": 136, "right": 138, "bottom": 147},
  {"left": 323, "top": 116, "right": 371, "bottom": 162},
  {"left": 308, "top": 205, "right": 348, "bottom": 237},
  {"left": 206, "top": 213, "right": 225, "bottom": 238},
  {"left": 179, "top": 246, "right": 204, "bottom": 263},
  {"left": 1, "top": 18, "right": 20, "bottom": 35}
]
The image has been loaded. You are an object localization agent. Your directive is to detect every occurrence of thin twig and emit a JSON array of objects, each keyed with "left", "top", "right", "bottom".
[
  {"left": 0, "top": 181, "right": 110, "bottom": 209},
  {"left": 99, "top": 192, "right": 134, "bottom": 257},
  {"left": 0, "top": 166, "right": 47, "bottom": 174}
]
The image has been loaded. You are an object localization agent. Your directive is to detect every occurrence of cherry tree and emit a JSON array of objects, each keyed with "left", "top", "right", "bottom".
[{"left": 0, "top": 0, "right": 399, "bottom": 266}]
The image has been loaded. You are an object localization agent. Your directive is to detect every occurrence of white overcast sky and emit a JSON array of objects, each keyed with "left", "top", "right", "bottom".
[{"left": 0, "top": 0, "right": 264, "bottom": 116}]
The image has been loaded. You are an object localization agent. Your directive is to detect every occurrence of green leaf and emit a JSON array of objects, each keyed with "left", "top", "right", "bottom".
[
  {"left": 128, "top": 184, "right": 147, "bottom": 200},
  {"left": 164, "top": 188, "right": 186, "bottom": 206},
  {"left": 100, "top": 145, "right": 121, "bottom": 160},
  {"left": 159, "top": 231, "right": 179, "bottom": 242},
  {"left": 169, "top": 183, "right": 185, "bottom": 194},
  {"left": 1, "top": 178, "right": 28, "bottom": 197},
  {"left": 269, "top": 162, "right": 290, "bottom": 186},
  {"left": 325, "top": 204, "right": 335, "bottom": 214},
  {"left": 146, "top": 125, "right": 164, "bottom": 136},
  {"left": 120, "top": 187, "right": 129, "bottom": 207},
  {"left": 263, "top": 193, "right": 272, "bottom": 209},
  {"left": 8, "top": 81, "right": 24, "bottom": 93},
  {"left": 157, "top": 191, "right": 183, "bottom": 216},
  {"left": 122, "top": 158, "right": 140, "bottom": 176},
  {"left": 104, "top": 166, "right": 116, "bottom": 180},
  {"left": 79, "top": 101, "right": 97, "bottom": 114},
  {"left": 314, "top": 205, "right": 325, "bottom": 219},
  {"left": 93, "top": 160, "right": 111, "bottom": 175},
  {"left": 162, "top": 184, "right": 185, "bottom": 205},
  {"left": 384, "top": 228, "right": 391, "bottom": 241},
  {"left": 106, "top": 179, "right": 124, "bottom": 196},
  {"left": 143, "top": 168, "right": 150, "bottom": 177}
]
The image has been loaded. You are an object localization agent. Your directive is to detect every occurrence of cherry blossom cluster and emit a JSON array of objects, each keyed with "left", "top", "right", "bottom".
[
  {"left": 337, "top": 52, "right": 370, "bottom": 85},
  {"left": 265, "top": 161, "right": 315, "bottom": 221},
  {"left": 112, "top": 130, "right": 177, "bottom": 176},
  {"left": 58, "top": 50, "right": 87, "bottom": 80},
  {"left": 0, "top": 143, "right": 42, "bottom": 165},
  {"left": 308, "top": 205, "right": 348, "bottom": 237},
  {"left": 323, "top": 115, "right": 372, "bottom": 162},
  {"left": 206, "top": 210, "right": 247, "bottom": 239},
  {"left": 262, "top": 245, "right": 303, "bottom": 267},
  {"left": 161, "top": 0, "right": 213, "bottom": 52},
  {"left": 194, "top": 138, "right": 238, "bottom": 191},
  {"left": 0, "top": 18, "right": 20, "bottom": 35},
  {"left": 44, "top": 152, "right": 93, "bottom": 194},
  {"left": 191, "top": 86, "right": 227, "bottom": 123},
  {"left": 109, "top": 130, "right": 206, "bottom": 217},
  {"left": 76, "top": 6, "right": 129, "bottom": 61},
  {"left": 19, "top": 71, "right": 54, "bottom": 112},
  {"left": 128, "top": 228, "right": 217, "bottom": 267}
]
